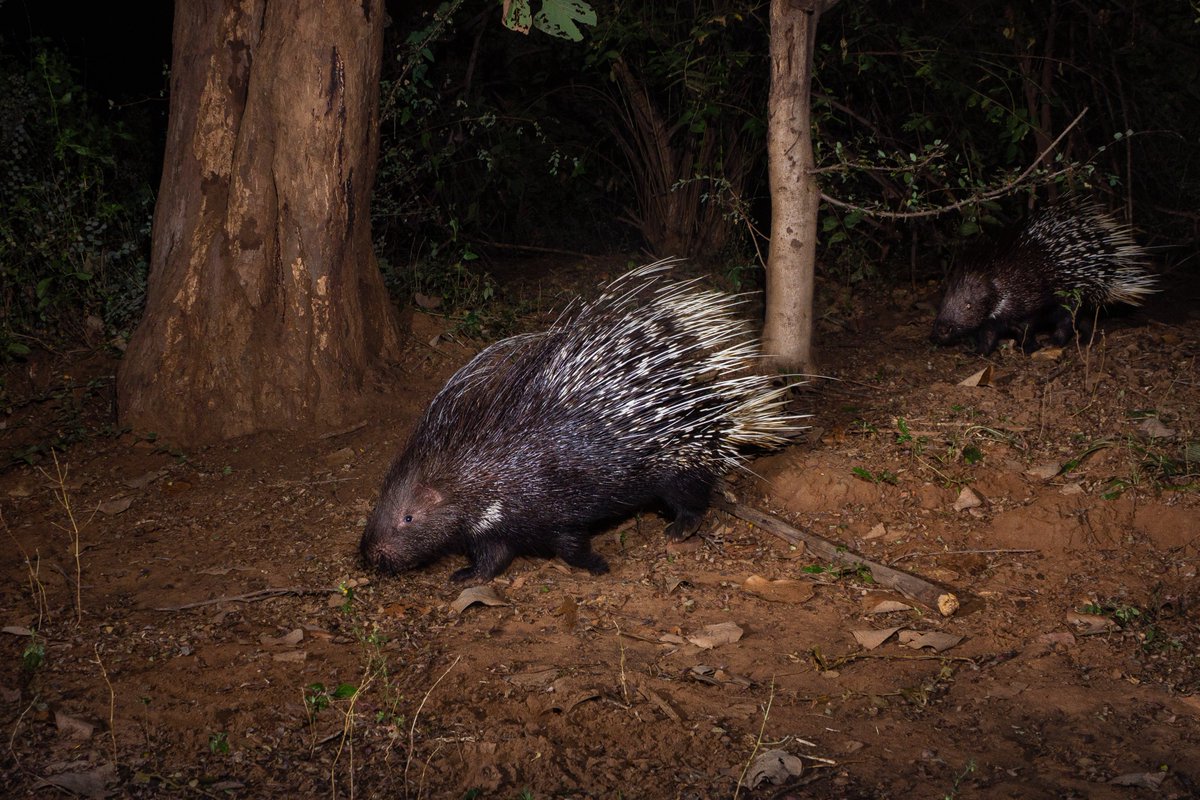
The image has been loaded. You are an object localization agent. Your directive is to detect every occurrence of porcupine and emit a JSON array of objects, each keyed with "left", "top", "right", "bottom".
[
  {"left": 930, "top": 199, "right": 1156, "bottom": 355},
  {"left": 359, "top": 261, "right": 803, "bottom": 583}
]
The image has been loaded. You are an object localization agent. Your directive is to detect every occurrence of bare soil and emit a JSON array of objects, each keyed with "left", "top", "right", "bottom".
[{"left": 2, "top": 262, "right": 1199, "bottom": 799}]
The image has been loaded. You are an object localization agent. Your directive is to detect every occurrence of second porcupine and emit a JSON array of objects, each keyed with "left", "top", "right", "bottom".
[
  {"left": 359, "top": 261, "right": 803, "bottom": 583},
  {"left": 931, "top": 199, "right": 1157, "bottom": 355}
]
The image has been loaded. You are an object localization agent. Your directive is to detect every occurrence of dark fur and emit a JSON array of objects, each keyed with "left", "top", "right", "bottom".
[
  {"left": 931, "top": 201, "right": 1151, "bottom": 355},
  {"left": 359, "top": 270, "right": 796, "bottom": 582}
]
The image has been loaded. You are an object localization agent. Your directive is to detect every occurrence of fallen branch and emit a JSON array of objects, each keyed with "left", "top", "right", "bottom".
[
  {"left": 714, "top": 498, "right": 961, "bottom": 616},
  {"left": 154, "top": 587, "right": 337, "bottom": 611}
]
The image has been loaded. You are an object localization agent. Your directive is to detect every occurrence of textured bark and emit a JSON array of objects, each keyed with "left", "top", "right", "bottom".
[
  {"left": 117, "top": 0, "right": 402, "bottom": 445},
  {"left": 762, "top": 0, "right": 837, "bottom": 373}
]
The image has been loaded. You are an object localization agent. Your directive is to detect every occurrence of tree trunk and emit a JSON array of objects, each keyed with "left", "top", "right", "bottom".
[
  {"left": 117, "top": 0, "right": 402, "bottom": 445},
  {"left": 762, "top": 0, "right": 836, "bottom": 373}
]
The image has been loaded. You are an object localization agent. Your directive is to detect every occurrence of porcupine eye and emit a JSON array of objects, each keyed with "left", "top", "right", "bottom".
[{"left": 403, "top": 514, "right": 413, "bottom": 524}]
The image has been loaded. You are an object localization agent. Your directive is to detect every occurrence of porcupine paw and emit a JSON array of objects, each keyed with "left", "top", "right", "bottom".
[
  {"left": 556, "top": 537, "right": 610, "bottom": 575},
  {"left": 664, "top": 510, "right": 703, "bottom": 542}
]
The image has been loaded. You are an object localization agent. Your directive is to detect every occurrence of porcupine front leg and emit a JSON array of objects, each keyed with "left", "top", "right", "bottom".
[
  {"left": 974, "top": 321, "right": 1004, "bottom": 356},
  {"left": 451, "top": 540, "right": 518, "bottom": 583},
  {"left": 554, "top": 531, "right": 610, "bottom": 575}
]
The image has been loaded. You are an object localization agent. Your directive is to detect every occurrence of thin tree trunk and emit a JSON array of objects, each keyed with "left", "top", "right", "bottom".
[
  {"left": 763, "top": 0, "right": 836, "bottom": 373},
  {"left": 117, "top": 0, "right": 402, "bottom": 445}
]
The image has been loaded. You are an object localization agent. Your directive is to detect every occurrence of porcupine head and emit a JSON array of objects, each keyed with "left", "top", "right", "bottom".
[
  {"left": 931, "top": 268, "right": 998, "bottom": 345},
  {"left": 359, "top": 457, "right": 466, "bottom": 575}
]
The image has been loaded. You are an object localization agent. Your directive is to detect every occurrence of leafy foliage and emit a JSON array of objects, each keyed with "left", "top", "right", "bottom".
[{"left": 0, "top": 43, "right": 154, "bottom": 359}]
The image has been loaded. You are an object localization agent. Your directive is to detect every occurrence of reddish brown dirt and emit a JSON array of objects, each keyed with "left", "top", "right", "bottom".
[{"left": 2, "top": 267, "right": 1199, "bottom": 799}]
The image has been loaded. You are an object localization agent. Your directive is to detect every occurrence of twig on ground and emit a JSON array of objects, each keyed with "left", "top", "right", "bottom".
[
  {"left": 154, "top": 587, "right": 338, "bottom": 611},
  {"left": 715, "top": 497, "right": 962, "bottom": 616}
]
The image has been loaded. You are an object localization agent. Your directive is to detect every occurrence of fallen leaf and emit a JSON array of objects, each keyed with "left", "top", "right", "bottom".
[
  {"left": 743, "top": 748, "right": 804, "bottom": 789},
  {"left": 863, "top": 523, "right": 887, "bottom": 540},
  {"left": 260, "top": 629, "right": 303, "bottom": 647},
  {"left": 957, "top": 365, "right": 993, "bottom": 387},
  {"left": 55, "top": 711, "right": 95, "bottom": 740},
  {"left": 1059, "top": 482, "right": 1084, "bottom": 496},
  {"left": 1026, "top": 462, "right": 1061, "bottom": 480},
  {"left": 124, "top": 469, "right": 167, "bottom": 489},
  {"left": 2, "top": 626, "right": 34, "bottom": 636},
  {"left": 665, "top": 536, "right": 702, "bottom": 554},
  {"left": 659, "top": 633, "right": 687, "bottom": 645},
  {"left": 97, "top": 497, "right": 133, "bottom": 515},
  {"left": 545, "top": 690, "right": 600, "bottom": 715},
  {"left": 898, "top": 630, "right": 962, "bottom": 652},
  {"left": 555, "top": 596, "right": 578, "bottom": 631},
  {"left": 852, "top": 627, "right": 901, "bottom": 651},
  {"left": 450, "top": 584, "right": 509, "bottom": 615},
  {"left": 636, "top": 683, "right": 683, "bottom": 722},
  {"left": 1138, "top": 417, "right": 1175, "bottom": 440},
  {"left": 1030, "top": 346, "right": 1063, "bottom": 361},
  {"left": 742, "top": 575, "right": 814, "bottom": 604},
  {"left": 1066, "top": 612, "right": 1117, "bottom": 635},
  {"left": 863, "top": 594, "right": 914, "bottom": 614},
  {"left": 952, "top": 487, "right": 983, "bottom": 511},
  {"left": 687, "top": 621, "right": 744, "bottom": 650},
  {"left": 271, "top": 651, "right": 307, "bottom": 663},
  {"left": 36, "top": 764, "right": 116, "bottom": 799},
  {"left": 1109, "top": 772, "right": 1166, "bottom": 789}
]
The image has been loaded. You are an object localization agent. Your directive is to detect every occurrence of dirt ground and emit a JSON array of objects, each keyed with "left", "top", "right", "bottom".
[{"left": 2, "top": 260, "right": 1198, "bottom": 799}]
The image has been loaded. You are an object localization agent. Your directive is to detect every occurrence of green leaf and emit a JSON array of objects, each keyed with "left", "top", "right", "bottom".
[
  {"left": 503, "top": 0, "right": 533, "bottom": 34},
  {"left": 532, "top": 0, "right": 596, "bottom": 42},
  {"left": 332, "top": 683, "right": 358, "bottom": 699}
]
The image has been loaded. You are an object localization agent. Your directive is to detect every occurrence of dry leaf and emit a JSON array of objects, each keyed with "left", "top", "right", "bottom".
[
  {"left": 898, "top": 630, "right": 962, "bottom": 652},
  {"left": 124, "top": 469, "right": 167, "bottom": 489},
  {"left": 55, "top": 711, "right": 95, "bottom": 740},
  {"left": 98, "top": 496, "right": 132, "bottom": 515},
  {"left": 450, "top": 584, "right": 508, "bottom": 615},
  {"left": 862, "top": 592, "right": 913, "bottom": 614},
  {"left": 2, "top": 626, "right": 34, "bottom": 636},
  {"left": 545, "top": 690, "right": 600, "bottom": 715},
  {"left": 743, "top": 748, "right": 804, "bottom": 789},
  {"left": 260, "top": 629, "right": 303, "bottom": 647},
  {"left": 1026, "top": 462, "right": 1061, "bottom": 480},
  {"left": 863, "top": 523, "right": 887, "bottom": 540},
  {"left": 1066, "top": 612, "right": 1117, "bottom": 635},
  {"left": 952, "top": 487, "right": 983, "bottom": 511},
  {"left": 36, "top": 764, "right": 116, "bottom": 799},
  {"left": 272, "top": 651, "right": 307, "bottom": 662},
  {"left": 742, "top": 575, "right": 814, "bottom": 604},
  {"left": 659, "top": 633, "right": 687, "bottom": 645},
  {"left": 1059, "top": 481, "right": 1084, "bottom": 495},
  {"left": 687, "top": 621, "right": 743, "bottom": 650},
  {"left": 1109, "top": 772, "right": 1166, "bottom": 789},
  {"left": 958, "top": 365, "right": 993, "bottom": 387},
  {"left": 1030, "top": 346, "right": 1063, "bottom": 361},
  {"left": 852, "top": 627, "right": 900, "bottom": 650},
  {"left": 1139, "top": 417, "right": 1175, "bottom": 440}
]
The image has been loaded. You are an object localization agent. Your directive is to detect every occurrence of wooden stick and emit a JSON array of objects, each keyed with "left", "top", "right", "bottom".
[
  {"left": 154, "top": 586, "right": 337, "bottom": 611},
  {"left": 713, "top": 497, "right": 961, "bottom": 617}
]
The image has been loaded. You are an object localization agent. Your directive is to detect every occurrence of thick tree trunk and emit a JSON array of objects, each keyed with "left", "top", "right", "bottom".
[
  {"left": 117, "top": 0, "right": 402, "bottom": 445},
  {"left": 762, "top": 0, "right": 836, "bottom": 373}
]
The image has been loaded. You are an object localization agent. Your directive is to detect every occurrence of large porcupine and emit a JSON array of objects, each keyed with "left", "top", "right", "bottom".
[
  {"left": 931, "top": 199, "right": 1156, "bottom": 355},
  {"left": 360, "top": 261, "right": 803, "bottom": 582}
]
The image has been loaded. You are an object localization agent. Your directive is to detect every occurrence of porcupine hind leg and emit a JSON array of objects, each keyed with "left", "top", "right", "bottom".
[
  {"left": 1051, "top": 304, "right": 1092, "bottom": 347},
  {"left": 661, "top": 469, "right": 717, "bottom": 542},
  {"left": 554, "top": 531, "right": 610, "bottom": 575}
]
